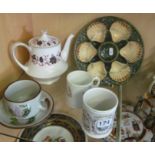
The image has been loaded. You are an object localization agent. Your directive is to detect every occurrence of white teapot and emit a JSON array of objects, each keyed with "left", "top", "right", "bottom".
[{"left": 11, "top": 31, "right": 74, "bottom": 85}]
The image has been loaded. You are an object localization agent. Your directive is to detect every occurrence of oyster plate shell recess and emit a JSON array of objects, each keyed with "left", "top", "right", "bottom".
[{"left": 74, "top": 16, "right": 144, "bottom": 86}]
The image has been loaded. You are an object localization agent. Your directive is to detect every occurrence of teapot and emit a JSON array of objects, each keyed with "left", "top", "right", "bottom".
[{"left": 11, "top": 31, "right": 74, "bottom": 85}]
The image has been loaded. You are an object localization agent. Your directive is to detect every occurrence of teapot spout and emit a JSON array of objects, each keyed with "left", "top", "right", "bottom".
[{"left": 61, "top": 34, "right": 74, "bottom": 61}]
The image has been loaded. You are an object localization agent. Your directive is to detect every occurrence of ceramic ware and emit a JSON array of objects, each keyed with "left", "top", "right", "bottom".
[
  {"left": 109, "top": 61, "right": 131, "bottom": 82},
  {"left": 33, "top": 126, "right": 74, "bottom": 142},
  {"left": 74, "top": 16, "right": 144, "bottom": 86},
  {"left": 87, "top": 22, "right": 107, "bottom": 43},
  {"left": 134, "top": 97, "right": 152, "bottom": 121},
  {"left": 66, "top": 70, "right": 100, "bottom": 108},
  {"left": 140, "top": 129, "right": 154, "bottom": 142},
  {"left": 134, "top": 96, "right": 155, "bottom": 133},
  {"left": 18, "top": 114, "right": 86, "bottom": 142},
  {"left": 0, "top": 91, "right": 54, "bottom": 128},
  {"left": 120, "top": 41, "right": 143, "bottom": 63},
  {"left": 104, "top": 112, "right": 153, "bottom": 142},
  {"left": 103, "top": 103, "right": 154, "bottom": 142},
  {"left": 77, "top": 42, "right": 97, "bottom": 63},
  {"left": 109, "top": 20, "right": 132, "bottom": 43},
  {"left": 82, "top": 88, "right": 118, "bottom": 138},
  {"left": 111, "top": 112, "right": 144, "bottom": 141},
  {"left": 3, "top": 80, "right": 47, "bottom": 118},
  {"left": 11, "top": 31, "right": 74, "bottom": 85},
  {"left": 148, "top": 76, "right": 155, "bottom": 96},
  {"left": 87, "top": 61, "right": 107, "bottom": 80}
]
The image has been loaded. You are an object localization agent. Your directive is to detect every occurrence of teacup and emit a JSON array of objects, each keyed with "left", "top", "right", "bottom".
[
  {"left": 3, "top": 80, "right": 47, "bottom": 119},
  {"left": 82, "top": 87, "right": 118, "bottom": 139},
  {"left": 66, "top": 70, "right": 100, "bottom": 108}
]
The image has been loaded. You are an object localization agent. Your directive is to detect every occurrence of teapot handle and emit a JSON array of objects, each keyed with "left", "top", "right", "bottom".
[{"left": 11, "top": 42, "right": 31, "bottom": 72}]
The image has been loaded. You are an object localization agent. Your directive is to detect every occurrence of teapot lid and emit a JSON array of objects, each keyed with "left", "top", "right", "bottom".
[{"left": 29, "top": 31, "right": 59, "bottom": 48}]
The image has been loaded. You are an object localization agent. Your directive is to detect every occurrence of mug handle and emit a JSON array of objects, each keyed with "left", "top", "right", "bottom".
[
  {"left": 91, "top": 76, "right": 100, "bottom": 87},
  {"left": 11, "top": 42, "right": 31, "bottom": 72}
]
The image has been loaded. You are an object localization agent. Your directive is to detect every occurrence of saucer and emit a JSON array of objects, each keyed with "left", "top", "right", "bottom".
[
  {"left": 139, "top": 129, "right": 154, "bottom": 142},
  {"left": 0, "top": 91, "right": 54, "bottom": 128},
  {"left": 33, "top": 126, "right": 74, "bottom": 142},
  {"left": 104, "top": 128, "right": 154, "bottom": 142},
  {"left": 18, "top": 114, "right": 86, "bottom": 142},
  {"left": 103, "top": 111, "right": 144, "bottom": 142},
  {"left": 103, "top": 102, "right": 154, "bottom": 142}
]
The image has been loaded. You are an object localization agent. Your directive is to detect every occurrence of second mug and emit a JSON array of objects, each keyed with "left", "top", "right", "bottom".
[{"left": 66, "top": 70, "right": 100, "bottom": 108}]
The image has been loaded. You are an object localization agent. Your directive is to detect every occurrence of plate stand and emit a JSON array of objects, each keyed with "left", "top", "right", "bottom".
[{"left": 116, "top": 85, "right": 123, "bottom": 142}]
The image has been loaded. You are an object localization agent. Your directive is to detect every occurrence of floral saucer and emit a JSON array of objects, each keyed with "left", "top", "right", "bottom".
[
  {"left": 18, "top": 114, "right": 86, "bottom": 142},
  {"left": 0, "top": 91, "right": 54, "bottom": 128},
  {"left": 103, "top": 103, "right": 154, "bottom": 142},
  {"left": 114, "top": 112, "right": 144, "bottom": 141}
]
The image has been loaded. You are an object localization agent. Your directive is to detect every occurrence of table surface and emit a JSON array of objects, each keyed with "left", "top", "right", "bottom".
[{"left": 0, "top": 73, "right": 99, "bottom": 142}]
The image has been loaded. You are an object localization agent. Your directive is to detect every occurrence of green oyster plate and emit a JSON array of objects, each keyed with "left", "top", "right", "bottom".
[{"left": 74, "top": 16, "right": 144, "bottom": 86}]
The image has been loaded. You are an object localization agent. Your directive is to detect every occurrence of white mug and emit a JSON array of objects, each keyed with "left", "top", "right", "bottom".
[
  {"left": 82, "top": 88, "right": 118, "bottom": 139},
  {"left": 3, "top": 80, "right": 47, "bottom": 118},
  {"left": 66, "top": 70, "right": 100, "bottom": 108}
]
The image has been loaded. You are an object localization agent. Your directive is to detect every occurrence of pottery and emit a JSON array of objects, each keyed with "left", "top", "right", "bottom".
[
  {"left": 66, "top": 70, "right": 100, "bottom": 108},
  {"left": 3, "top": 80, "right": 47, "bottom": 118},
  {"left": 33, "top": 126, "right": 74, "bottom": 142},
  {"left": 87, "top": 61, "right": 107, "bottom": 80},
  {"left": 115, "top": 112, "right": 144, "bottom": 141},
  {"left": 82, "top": 88, "right": 118, "bottom": 139},
  {"left": 87, "top": 22, "right": 107, "bottom": 43},
  {"left": 18, "top": 114, "right": 86, "bottom": 142},
  {"left": 120, "top": 41, "right": 143, "bottom": 63},
  {"left": 11, "top": 31, "right": 74, "bottom": 85},
  {"left": 109, "top": 61, "right": 131, "bottom": 82},
  {"left": 74, "top": 16, "right": 144, "bottom": 86},
  {"left": 103, "top": 103, "right": 154, "bottom": 142},
  {"left": 105, "top": 113, "right": 153, "bottom": 142},
  {"left": 0, "top": 91, "right": 54, "bottom": 128},
  {"left": 110, "top": 20, "right": 132, "bottom": 43},
  {"left": 148, "top": 76, "right": 155, "bottom": 96}
]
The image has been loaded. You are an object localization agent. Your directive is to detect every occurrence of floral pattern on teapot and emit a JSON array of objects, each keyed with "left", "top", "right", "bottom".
[
  {"left": 31, "top": 54, "right": 61, "bottom": 66},
  {"left": 30, "top": 35, "right": 59, "bottom": 48}
]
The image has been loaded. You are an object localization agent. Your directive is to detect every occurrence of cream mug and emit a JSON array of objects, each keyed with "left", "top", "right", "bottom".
[
  {"left": 66, "top": 70, "right": 100, "bottom": 108},
  {"left": 82, "top": 88, "right": 118, "bottom": 139},
  {"left": 3, "top": 80, "right": 47, "bottom": 118}
]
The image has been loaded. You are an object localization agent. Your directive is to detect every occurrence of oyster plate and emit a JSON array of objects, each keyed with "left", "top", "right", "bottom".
[{"left": 74, "top": 16, "right": 144, "bottom": 86}]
